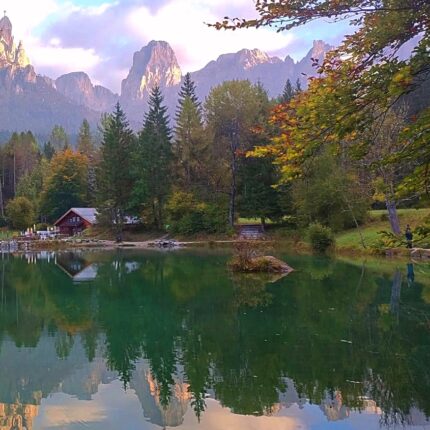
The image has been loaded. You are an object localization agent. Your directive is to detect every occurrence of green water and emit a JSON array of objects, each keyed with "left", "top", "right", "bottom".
[{"left": 0, "top": 249, "right": 429, "bottom": 430}]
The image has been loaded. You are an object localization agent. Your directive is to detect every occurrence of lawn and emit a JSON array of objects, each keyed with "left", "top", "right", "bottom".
[
  {"left": 0, "top": 229, "right": 17, "bottom": 240},
  {"left": 336, "top": 208, "right": 430, "bottom": 251}
]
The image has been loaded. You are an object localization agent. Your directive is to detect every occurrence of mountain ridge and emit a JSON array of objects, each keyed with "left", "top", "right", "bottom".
[{"left": 0, "top": 14, "right": 332, "bottom": 134}]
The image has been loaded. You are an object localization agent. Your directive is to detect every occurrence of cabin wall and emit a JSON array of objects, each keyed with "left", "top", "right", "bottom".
[{"left": 55, "top": 211, "right": 92, "bottom": 236}]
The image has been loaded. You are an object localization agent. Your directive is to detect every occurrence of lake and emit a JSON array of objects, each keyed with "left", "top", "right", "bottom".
[{"left": 0, "top": 249, "right": 429, "bottom": 430}]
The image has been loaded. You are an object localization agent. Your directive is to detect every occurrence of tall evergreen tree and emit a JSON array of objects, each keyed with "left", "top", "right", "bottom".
[
  {"left": 50, "top": 125, "right": 69, "bottom": 151},
  {"left": 176, "top": 73, "right": 200, "bottom": 117},
  {"left": 295, "top": 78, "right": 302, "bottom": 94},
  {"left": 174, "top": 74, "right": 207, "bottom": 190},
  {"left": 42, "top": 141, "right": 55, "bottom": 160},
  {"left": 133, "top": 86, "right": 172, "bottom": 229},
  {"left": 97, "top": 103, "right": 135, "bottom": 236},
  {"left": 77, "top": 119, "right": 95, "bottom": 155},
  {"left": 280, "top": 79, "right": 295, "bottom": 103},
  {"left": 77, "top": 119, "right": 97, "bottom": 204}
]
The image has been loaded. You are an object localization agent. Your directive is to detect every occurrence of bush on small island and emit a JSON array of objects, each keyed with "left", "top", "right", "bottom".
[
  {"left": 229, "top": 241, "right": 293, "bottom": 273},
  {"left": 308, "top": 223, "right": 335, "bottom": 253}
]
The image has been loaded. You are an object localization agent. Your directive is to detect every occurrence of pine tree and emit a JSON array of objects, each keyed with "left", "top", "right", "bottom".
[
  {"left": 50, "top": 125, "right": 69, "bottom": 151},
  {"left": 295, "top": 78, "right": 302, "bottom": 93},
  {"left": 176, "top": 73, "right": 200, "bottom": 118},
  {"left": 77, "top": 119, "right": 95, "bottom": 155},
  {"left": 97, "top": 103, "right": 135, "bottom": 236},
  {"left": 280, "top": 79, "right": 295, "bottom": 103},
  {"left": 133, "top": 86, "right": 172, "bottom": 229},
  {"left": 42, "top": 141, "right": 55, "bottom": 160},
  {"left": 77, "top": 119, "right": 97, "bottom": 204},
  {"left": 174, "top": 74, "right": 207, "bottom": 190}
]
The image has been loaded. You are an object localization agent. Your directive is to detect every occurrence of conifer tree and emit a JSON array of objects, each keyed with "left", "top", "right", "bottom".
[
  {"left": 50, "top": 125, "right": 69, "bottom": 151},
  {"left": 97, "top": 103, "right": 135, "bottom": 236},
  {"left": 77, "top": 119, "right": 95, "bottom": 155},
  {"left": 176, "top": 73, "right": 200, "bottom": 116},
  {"left": 77, "top": 119, "right": 97, "bottom": 204},
  {"left": 174, "top": 74, "right": 207, "bottom": 190},
  {"left": 42, "top": 141, "right": 55, "bottom": 160},
  {"left": 280, "top": 79, "right": 295, "bottom": 103},
  {"left": 295, "top": 78, "right": 302, "bottom": 94},
  {"left": 134, "top": 86, "right": 172, "bottom": 229}
]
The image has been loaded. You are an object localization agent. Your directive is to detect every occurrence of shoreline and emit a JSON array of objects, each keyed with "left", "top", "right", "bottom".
[{"left": 2, "top": 237, "right": 429, "bottom": 262}]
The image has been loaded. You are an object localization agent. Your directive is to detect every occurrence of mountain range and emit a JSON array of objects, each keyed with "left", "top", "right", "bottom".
[{"left": 0, "top": 14, "right": 332, "bottom": 134}]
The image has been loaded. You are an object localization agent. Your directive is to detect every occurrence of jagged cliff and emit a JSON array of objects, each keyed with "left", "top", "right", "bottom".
[
  {"left": 121, "top": 40, "right": 182, "bottom": 102},
  {"left": 0, "top": 15, "right": 100, "bottom": 134},
  {"left": 0, "top": 15, "right": 30, "bottom": 68},
  {"left": 56, "top": 72, "right": 118, "bottom": 113}
]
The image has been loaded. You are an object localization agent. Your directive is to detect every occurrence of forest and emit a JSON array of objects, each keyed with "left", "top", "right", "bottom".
[{"left": 0, "top": 0, "right": 429, "bottom": 252}]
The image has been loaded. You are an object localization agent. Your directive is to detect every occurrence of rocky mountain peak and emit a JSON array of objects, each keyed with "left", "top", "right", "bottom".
[
  {"left": 310, "top": 40, "right": 332, "bottom": 59},
  {"left": 121, "top": 40, "right": 182, "bottom": 101},
  {"left": 236, "top": 48, "right": 280, "bottom": 69},
  {"left": 56, "top": 71, "right": 118, "bottom": 112},
  {"left": 284, "top": 54, "right": 295, "bottom": 67},
  {"left": 0, "top": 15, "right": 30, "bottom": 68},
  {"left": 0, "top": 15, "right": 13, "bottom": 47},
  {"left": 213, "top": 48, "right": 281, "bottom": 71}
]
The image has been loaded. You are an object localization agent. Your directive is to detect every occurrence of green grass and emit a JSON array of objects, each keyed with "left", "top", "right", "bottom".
[
  {"left": 336, "top": 208, "right": 430, "bottom": 251},
  {"left": 0, "top": 229, "right": 17, "bottom": 240}
]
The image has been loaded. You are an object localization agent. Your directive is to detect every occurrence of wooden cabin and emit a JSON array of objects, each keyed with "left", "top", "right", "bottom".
[{"left": 54, "top": 208, "right": 97, "bottom": 236}]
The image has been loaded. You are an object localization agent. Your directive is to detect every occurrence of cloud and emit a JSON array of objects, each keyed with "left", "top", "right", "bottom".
[{"left": 4, "top": 0, "right": 351, "bottom": 92}]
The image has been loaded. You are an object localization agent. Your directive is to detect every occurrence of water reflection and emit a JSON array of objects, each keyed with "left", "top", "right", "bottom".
[{"left": 0, "top": 250, "right": 429, "bottom": 429}]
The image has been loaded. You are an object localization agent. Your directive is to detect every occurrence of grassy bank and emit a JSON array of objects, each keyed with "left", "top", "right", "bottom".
[{"left": 335, "top": 208, "right": 430, "bottom": 253}]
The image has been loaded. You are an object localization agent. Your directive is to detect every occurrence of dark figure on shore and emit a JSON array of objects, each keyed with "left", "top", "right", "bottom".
[{"left": 405, "top": 225, "right": 413, "bottom": 249}]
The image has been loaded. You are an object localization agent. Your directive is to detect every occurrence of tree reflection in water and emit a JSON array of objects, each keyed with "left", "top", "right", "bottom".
[{"left": 0, "top": 250, "right": 428, "bottom": 428}]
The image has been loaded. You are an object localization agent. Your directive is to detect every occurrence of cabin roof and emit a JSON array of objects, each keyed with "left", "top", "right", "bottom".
[{"left": 54, "top": 208, "right": 98, "bottom": 226}]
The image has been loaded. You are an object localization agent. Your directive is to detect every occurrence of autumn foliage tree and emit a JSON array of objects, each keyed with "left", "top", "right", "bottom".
[
  {"left": 41, "top": 149, "right": 89, "bottom": 222},
  {"left": 217, "top": 0, "right": 430, "bottom": 233}
]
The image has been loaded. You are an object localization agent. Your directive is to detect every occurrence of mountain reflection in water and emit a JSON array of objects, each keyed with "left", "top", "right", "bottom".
[{"left": 0, "top": 250, "right": 429, "bottom": 430}]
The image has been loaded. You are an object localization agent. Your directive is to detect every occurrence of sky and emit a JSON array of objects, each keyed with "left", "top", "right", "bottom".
[{"left": 1, "top": 0, "right": 352, "bottom": 92}]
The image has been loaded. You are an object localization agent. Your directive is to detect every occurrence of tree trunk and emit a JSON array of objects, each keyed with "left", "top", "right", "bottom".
[
  {"left": 13, "top": 152, "right": 16, "bottom": 196},
  {"left": 343, "top": 196, "right": 366, "bottom": 248},
  {"left": 228, "top": 124, "right": 239, "bottom": 227},
  {"left": 229, "top": 158, "right": 237, "bottom": 227},
  {"left": 385, "top": 199, "right": 401, "bottom": 235},
  {"left": 158, "top": 198, "right": 163, "bottom": 231},
  {"left": 0, "top": 178, "right": 4, "bottom": 218},
  {"left": 260, "top": 217, "right": 266, "bottom": 230}
]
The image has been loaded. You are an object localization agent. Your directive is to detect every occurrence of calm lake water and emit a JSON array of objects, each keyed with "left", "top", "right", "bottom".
[{"left": 0, "top": 249, "right": 429, "bottom": 430}]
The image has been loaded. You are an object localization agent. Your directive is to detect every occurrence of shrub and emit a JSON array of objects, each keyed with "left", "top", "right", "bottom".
[
  {"left": 36, "top": 223, "right": 49, "bottom": 231},
  {"left": 228, "top": 241, "right": 271, "bottom": 271},
  {"left": 379, "top": 213, "right": 389, "bottom": 222},
  {"left": 292, "top": 150, "right": 369, "bottom": 231},
  {"left": 6, "top": 197, "right": 36, "bottom": 231},
  {"left": 0, "top": 216, "right": 7, "bottom": 228},
  {"left": 308, "top": 223, "right": 335, "bottom": 253},
  {"left": 166, "top": 191, "right": 227, "bottom": 235}
]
